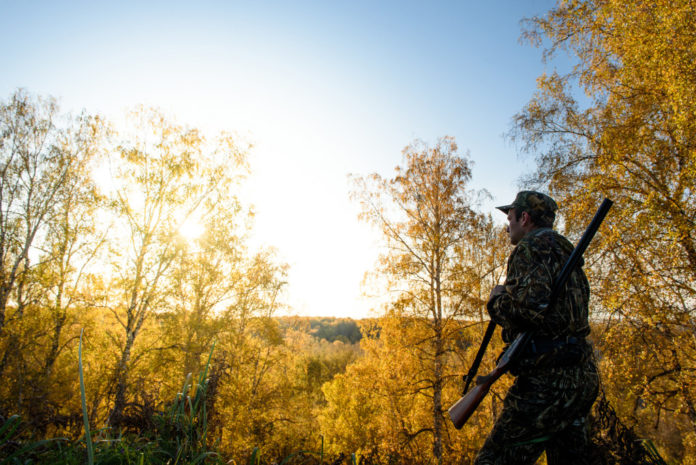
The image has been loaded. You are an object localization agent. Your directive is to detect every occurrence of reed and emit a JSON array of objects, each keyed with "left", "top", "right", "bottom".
[
  {"left": 150, "top": 341, "right": 220, "bottom": 464},
  {"left": 79, "top": 329, "right": 95, "bottom": 465}
]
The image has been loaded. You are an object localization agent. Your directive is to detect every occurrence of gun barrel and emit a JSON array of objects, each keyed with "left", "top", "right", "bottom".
[{"left": 550, "top": 198, "right": 613, "bottom": 304}]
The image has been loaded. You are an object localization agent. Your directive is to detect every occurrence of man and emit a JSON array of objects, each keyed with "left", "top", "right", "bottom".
[{"left": 474, "top": 191, "right": 599, "bottom": 465}]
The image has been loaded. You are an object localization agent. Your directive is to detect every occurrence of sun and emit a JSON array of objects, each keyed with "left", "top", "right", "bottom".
[{"left": 178, "top": 219, "right": 206, "bottom": 242}]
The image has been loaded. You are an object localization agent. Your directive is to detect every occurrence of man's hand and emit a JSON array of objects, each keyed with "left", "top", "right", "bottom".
[{"left": 486, "top": 285, "right": 506, "bottom": 318}]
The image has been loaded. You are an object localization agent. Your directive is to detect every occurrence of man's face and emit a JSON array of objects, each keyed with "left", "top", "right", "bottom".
[{"left": 507, "top": 208, "right": 527, "bottom": 245}]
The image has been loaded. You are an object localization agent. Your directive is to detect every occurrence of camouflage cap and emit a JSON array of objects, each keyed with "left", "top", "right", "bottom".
[{"left": 496, "top": 191, "right": 558, "bottom": 225}]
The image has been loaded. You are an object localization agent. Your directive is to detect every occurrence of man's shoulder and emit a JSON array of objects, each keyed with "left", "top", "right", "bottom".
[
  {"left": 515, "top": 228, "right": 573, "bottom": 257},
  {"left": 518, "top": 227, "right": 556, "bottom": 247}
]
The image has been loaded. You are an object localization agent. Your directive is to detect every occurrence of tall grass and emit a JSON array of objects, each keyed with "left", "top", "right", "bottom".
[
  {"left": 151, "top": 342, "right": 219, "bottom": 464},
  {"left": 79, "top": 329, "right": 95, "bottom": 465},
  {"left": 0, "top": 415, "right": 60, "bottom": 464}
]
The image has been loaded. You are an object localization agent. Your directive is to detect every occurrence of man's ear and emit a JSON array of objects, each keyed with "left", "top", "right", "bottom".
[{"left": 521, "top": 211, "right": 532, "bottom": 227}]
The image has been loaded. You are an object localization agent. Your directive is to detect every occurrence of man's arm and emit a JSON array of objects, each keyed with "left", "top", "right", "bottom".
[{"left": 487, "top": 237, "right": 555, "bottom": 332}]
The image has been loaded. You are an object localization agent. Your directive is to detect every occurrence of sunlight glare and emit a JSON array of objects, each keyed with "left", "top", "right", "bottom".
[{"left": 178, "top": 219, "right": 206, "bottom": 242}]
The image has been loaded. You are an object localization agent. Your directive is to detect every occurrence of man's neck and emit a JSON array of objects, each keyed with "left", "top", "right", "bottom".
[{"left": 522, "top": 226, "right": 553, "bottom": 241}]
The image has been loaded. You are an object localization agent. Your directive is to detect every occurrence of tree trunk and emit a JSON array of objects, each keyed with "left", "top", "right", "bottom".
[
  {"left": 433, "top": 338, "right": 443, "bottom": 465},
  {"left": 44, "top": 295, "right": 66, "bottom": 378},
  {"left": 43, "top": 320, "right": 65, "bottom": 378},
  {"left": 108, "top": 330, "right": 135, "bottom": 426},
  {"left": 432, "top": 243, "right": 443, "bottom": 464},
  {"left": 0, "top": 291, "right": 7, "bottom": 337}
]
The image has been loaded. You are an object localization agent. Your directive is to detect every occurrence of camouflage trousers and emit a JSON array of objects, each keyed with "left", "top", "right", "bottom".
[{"left": 474, "top": 359, "right": 599, "bottom": 465}]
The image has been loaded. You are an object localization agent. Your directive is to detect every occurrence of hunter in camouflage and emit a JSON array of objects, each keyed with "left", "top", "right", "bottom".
[{"left": 474, "top": 191, "right": 599, "bottom": 465}]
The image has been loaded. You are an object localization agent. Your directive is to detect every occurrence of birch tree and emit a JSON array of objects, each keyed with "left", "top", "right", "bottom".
[
  {"left": 350, "top": 137, "right": 506, "bottom": 464},
  {"left": 0, "top": 89, "right": 103, "bottom": 415},
  {"left": 105, "top": 107, "right": 247, "bottom": 425}
]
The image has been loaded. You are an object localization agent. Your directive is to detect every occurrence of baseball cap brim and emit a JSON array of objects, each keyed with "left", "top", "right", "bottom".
[{"left": 496, "top": 204, "right": 514, "bottom": 214}]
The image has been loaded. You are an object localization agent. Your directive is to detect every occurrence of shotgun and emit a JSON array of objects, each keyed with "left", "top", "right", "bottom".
[{"left": 448, "top": 198, "right": 613, "bottom": 430}]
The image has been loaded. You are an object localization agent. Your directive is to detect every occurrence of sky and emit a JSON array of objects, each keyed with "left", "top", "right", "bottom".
[{"left": 1, "top": 0, "right": 567, "bottom": 319}]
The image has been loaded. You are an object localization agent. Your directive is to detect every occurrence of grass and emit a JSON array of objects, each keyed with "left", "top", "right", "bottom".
[
  {"left": 0, "top": 335, "right": 224, "bottom": 465},
  {"left": 79, "top": 329, "right": 95, "bottom": 465}
]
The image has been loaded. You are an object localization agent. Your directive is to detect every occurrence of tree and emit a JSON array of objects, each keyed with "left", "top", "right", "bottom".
[
  {"left": 320, "top": 317, "right": 432, "bottom": 463},
  {"left": 350, "top": 137, "right": 507, "bottom": 464},
  {"left": 513, "top": 1, "right": 696, "bottom": 461},
  {"left": 13, "top": 106, "right": 106, "bottom": 430},
  {"left": 38, "top": 123, "right": 106, "bottom": 379},
  {"left": 158, "top": 200, "right": 289, "bottom": 448},
  {"left": 320, "top": 315, "right": 510, "bottom": 464},
  {"left": 160, "top": 183, "right": 256, "bottom": 379},
  {"left": 0, "top": 90, "right": 103, "bottom": 423},
  {"left": 104, "top": 107, "right": 247, "bottom": 426},
  {"left": 0, "top": 90, "right": 102, "bottom": 338}
]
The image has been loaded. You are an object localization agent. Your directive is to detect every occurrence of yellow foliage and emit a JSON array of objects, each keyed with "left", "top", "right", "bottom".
[{"left": 515, "top": 1, "right": 696, "bottom": 460}]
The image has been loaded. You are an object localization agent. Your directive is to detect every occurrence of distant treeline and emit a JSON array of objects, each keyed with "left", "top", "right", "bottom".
[{"left": 277, "top": 317, "right": 364, "bottom": 344}]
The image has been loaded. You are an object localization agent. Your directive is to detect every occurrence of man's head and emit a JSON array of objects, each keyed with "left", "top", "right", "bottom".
[{"left": 496, "top": 191, "right": 558, "bottom": 245}]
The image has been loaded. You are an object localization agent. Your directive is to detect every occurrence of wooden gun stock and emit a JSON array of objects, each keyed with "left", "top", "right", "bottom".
[
  {"left": 448, "top": 379, "right": 491, "bottom": 430},
  {"left": 448, "top": 332, "right": 529, "bottom": 429}
]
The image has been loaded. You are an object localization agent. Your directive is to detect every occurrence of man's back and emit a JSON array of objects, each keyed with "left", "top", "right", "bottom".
[{"left": 489, "top": 227, "right": 591, "bottom": 344}]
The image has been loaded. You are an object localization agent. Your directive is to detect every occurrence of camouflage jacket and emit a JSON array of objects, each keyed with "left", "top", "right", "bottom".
[{"left": 487, "top": 228, "right": 591, "bottom": 345}]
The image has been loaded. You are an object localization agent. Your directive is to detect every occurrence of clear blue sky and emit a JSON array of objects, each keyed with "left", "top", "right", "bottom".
[{"left": 1, "top": 0, "right": 566, "bottom": 319}]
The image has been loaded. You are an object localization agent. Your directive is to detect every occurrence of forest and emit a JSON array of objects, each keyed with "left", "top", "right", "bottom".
[{"left": 2, "top": 0, "right": 696, "bottom": 464}]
